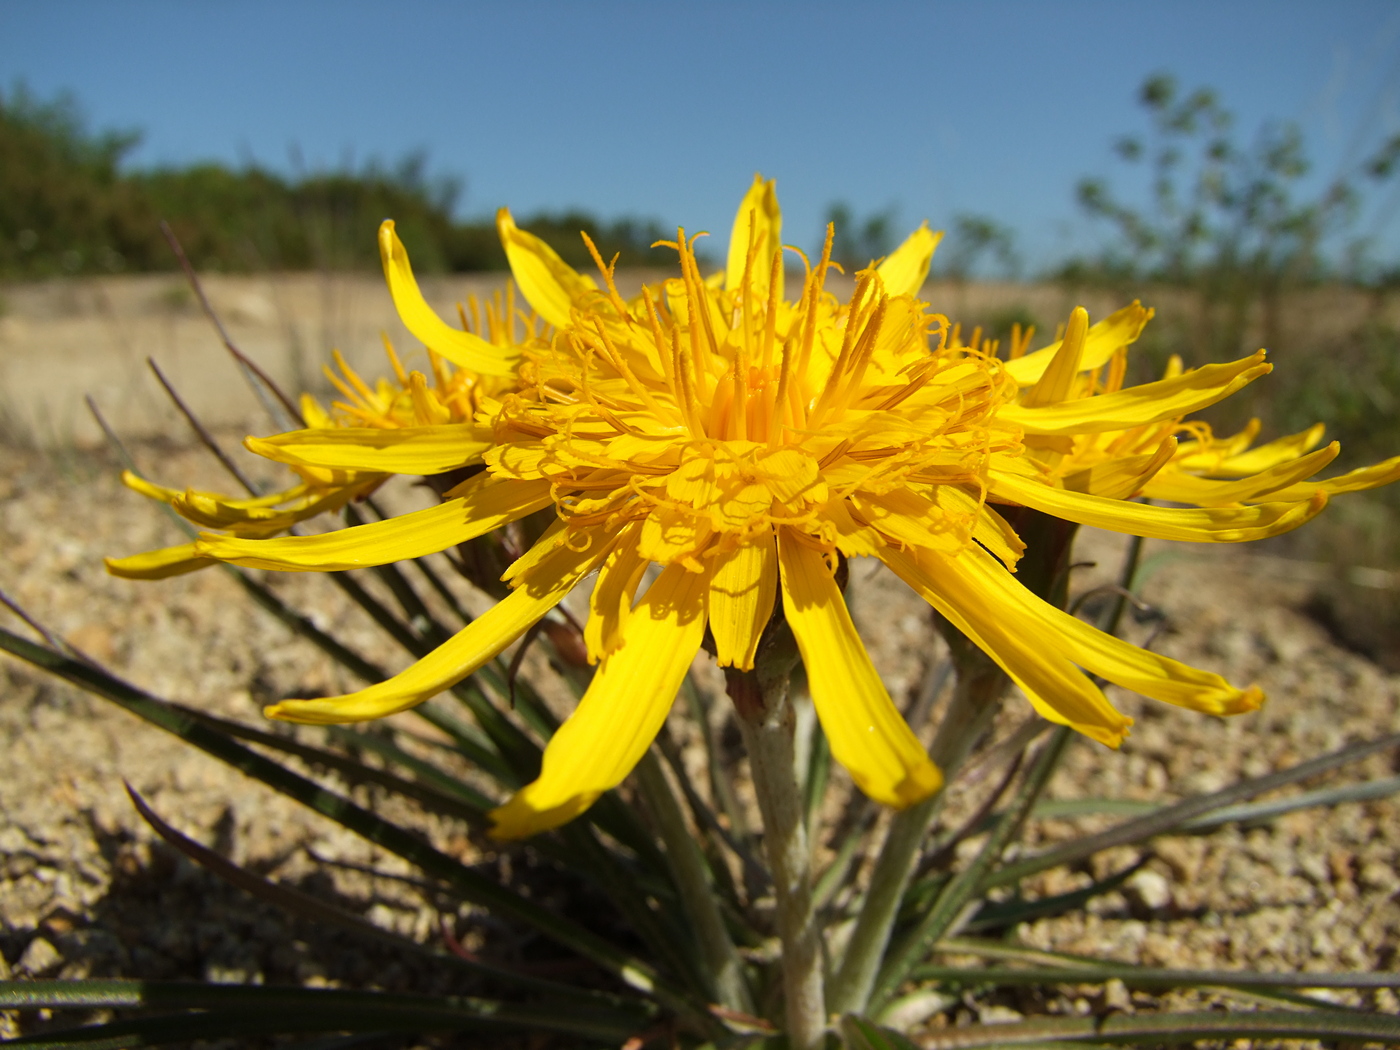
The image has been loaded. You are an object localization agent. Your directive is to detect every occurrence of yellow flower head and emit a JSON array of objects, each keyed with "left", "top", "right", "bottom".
[
  {"left": 192, "top": 177, "right": 1299, "bottom": 840},
  {"left": 991, "top": 308, "right": 1400, "bottom": 509}
]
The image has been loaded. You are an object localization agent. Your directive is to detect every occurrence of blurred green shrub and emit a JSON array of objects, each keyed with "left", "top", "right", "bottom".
[
  {"left": 1061, "top": 74, "right": 1400, "bottom": 459},
  {"left": 0, "top": 84, "right": 673, "bottom": 277}
]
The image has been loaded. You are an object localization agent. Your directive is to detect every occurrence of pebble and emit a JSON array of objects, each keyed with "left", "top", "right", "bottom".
[{"left": 17, "top": 937, "right": 61, "bottom": 975}]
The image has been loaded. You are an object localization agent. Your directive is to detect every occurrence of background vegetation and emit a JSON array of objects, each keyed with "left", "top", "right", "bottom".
[
  {"left": 5, "top": 75, "right": 1400, "bottom": 505},
  {"left": 0, "top": 83, "right": 677, "bottom": 278}
]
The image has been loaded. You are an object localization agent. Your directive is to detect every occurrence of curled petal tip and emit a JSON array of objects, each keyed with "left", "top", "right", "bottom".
[
  {"left": 1238, "top": 686, "right": 1266, "bottom": 713},
  {"left": 886, "top": 760, "right": 945, "bottom": 809}
]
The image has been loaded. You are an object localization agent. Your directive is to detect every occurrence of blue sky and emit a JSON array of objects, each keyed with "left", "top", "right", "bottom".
[{"left": 3, "top": 1, "right": 1399, "bottom": 269}]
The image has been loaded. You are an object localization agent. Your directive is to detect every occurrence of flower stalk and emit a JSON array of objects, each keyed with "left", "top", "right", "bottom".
[{"left": 728, "top": 651, "right": 826, "bottom": 1050}]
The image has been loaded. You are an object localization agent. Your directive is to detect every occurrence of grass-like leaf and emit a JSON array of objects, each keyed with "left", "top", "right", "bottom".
[
  {"left": 0, "top": 980, "right": 644, "bottom": 1046},
  {"left": 870, "top": 729, "right": 1072, "bottom": 1011},
  {"left": 842, "top": 1007, "right": 1400, "bottom": 1048},
  {"left": 961, "top": 858, "right": 1147, "bottom": 934},
  {"left": 986, "top": 729, "right": 1400, "bottom": 889},
  {"left": 909, "top": 964, "right": 1400, "bottom": 991}
]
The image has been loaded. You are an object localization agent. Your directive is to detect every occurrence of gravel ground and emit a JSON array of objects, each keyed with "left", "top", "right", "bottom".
[{"left": 1, "top": 438, "right": 1398, "bottom": 1044}]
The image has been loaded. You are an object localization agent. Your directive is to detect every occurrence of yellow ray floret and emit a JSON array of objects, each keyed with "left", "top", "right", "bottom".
[
  {"left": 709, "top": 537, "right": 779, "bottom": 671},
  {"left": 1003, "top": 302, "right": 1153, "bottom": 387},
  {"left": 247, "top": 424, "right": 493, "bottom": 476},
  {"left": 496, "top": 208, "right": 600, "bottom": 330},
  {"left": 998, "top": 351, "right": 1272, "bottom": 435},
  {"left": 778, "top": 531, "right": 943, "bottom": 807},
  {"left": 876, "top": 223, "right": 942, "bottom": 298},
  {"left": 989, "top": 471, "right": 1329, "bottom": 542},
  {"left": 379, "top": 221, "right": 519, "bottom": 375},
  {"left": 105, "top": 542, "right": 218, "bottom": 580},
  {"left": 490, "top": 562, "right": 711, "bottom": 839},
  {"left": 196, "top": 474, "right": 553, "bottom": 571},
  {"left": 266, "top": 536, "right": 609, "bottom": 724}
]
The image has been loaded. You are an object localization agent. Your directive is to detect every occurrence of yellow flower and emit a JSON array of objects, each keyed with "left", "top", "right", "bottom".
[
  {"left": 977, "top": 306, "right": 1400, "bottom": 508},
  {"left": 188, "top": 177, "right": 1300, "bottom": 840},
  {"left": 105, "top": 222, "right": 544, "bottom": 581}
]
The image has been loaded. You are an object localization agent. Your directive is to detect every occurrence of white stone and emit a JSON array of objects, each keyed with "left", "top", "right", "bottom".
[
  {"left": 17, "top": 937, "right": 61, "bottom": 975},
  {"left": 1126, "top": 868, "right": 1173, "bottom": 910}
]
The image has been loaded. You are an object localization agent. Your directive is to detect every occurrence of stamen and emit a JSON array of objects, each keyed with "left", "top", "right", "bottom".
[
  {"left": 760, "top": 250, "right": 782, "bottom": 371},
  {"left": 426, "top": 349, "right": 452, "bottom": 396},
  {"left": 590, "top": 317, "right": 677, "bottom": 424},
  {"left": 581, "top": 232, "right": 633, "bottom": 322},
  {"left": 641, "top": 286, "right": 678, "bottom": 390},
  {"left": 381, "top": 334, "right": 409, "bottom": 386},
  {"left": 324, "top": 364, "right": 365, "bottom": 411},
  {"left": 809, "top": 272, "right": 875, "bottom": 424},
  {"left": 793, "top": 224, "right": 835, "bottom": 385},
  {"left": 333, "top": 350, "right": 378, "bottom": 404}
]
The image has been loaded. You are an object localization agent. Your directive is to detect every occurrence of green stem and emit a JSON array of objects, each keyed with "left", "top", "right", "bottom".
[
  {"left": 732, "top": 669, "right": 826, "bottom": 1050},
  {"left": 635, "top": 750, "right": 754, "bottom": 1013}
]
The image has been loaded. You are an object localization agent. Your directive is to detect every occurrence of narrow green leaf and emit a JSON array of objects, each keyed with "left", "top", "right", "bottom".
[
  {"left": 840, "top": 1014, "right": 924, "bottom": 1050},
  {"left": 322, "top": 724, "right": 496, "bottom": 810},
  {"left": 173, "top": 703, "right": 494, "bottom": 825},
  {"left": 910, "top": 964, "right": 1400, "bottom": 991},
  {"left": 843, "top": 1007, "right": 1400, "bottom": 1048},
  {"left": 926, "top": 937, "right": 1364, "bottom": 1013},
  {"left": 0, "top": 1001, "right": 635, "bottom": 1047},
  {"left": 986, "top": 730, "right": 1400, "bottom": 889},
  {"left": 870, "top": 729, "right": 1072, "bottom": 1011},
  {"left": 962, "top": 859, "right": 1147, "bottom": 933}
]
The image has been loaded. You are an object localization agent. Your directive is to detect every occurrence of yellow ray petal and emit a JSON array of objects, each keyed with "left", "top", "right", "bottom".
[
  {"left": 247, "top": 425, "right": 492, "bottom": 476},
  {"left": 496, "top": 208, "right": 598, "bottom": 330},
  {"left": 777, "top": 530, "right": 943, "bottom": 808},
  {"left": 1204, "top": 422, "right": 1327, "bottom": 476},
  {"left": 1062, "top": 436, "right": 1178, "bottom": 500},
  {"left": 105, "top": 542, "right": 218, "bottom": 580},
  {"left": 1020, "top": 307, "right": 1088, "bottom": 408},
  {"left": 989, "top": 469, "right": 1328, "bottom": 542},
  {"left": 727, "top": 174, "right": 782, "bottom": 302},
  {"left": 379, "top": 221, "right": 519, "bottom": 376},
  {"left": 1263, "top": 454, "right": 1400, "bottom": 501},
  {"left": 122, "top": 470, "right": 298, "bottom": 508},
  {"left": 585, "top": 526, "right": 649, "bottom": 663},
  {"left": 1142, "top": 442, "right": 1340, "bottom": 506},
  {"left": 196, "top": 474, "right": 554, "bottom": 571},
  {"left": 709, "top": 534, "right": 779, "bottom": 670},
  {"left": 172, "top": 486, "right": 362, "bottom": 538},
  {"left": 266, "top": 535, "right": 606, "bottom": 724},
  {"left": 880, "top": 544, "right": 1133, "bottom": 747},
  {"left": 875, "top": 223, "right": 942, "bottom": 298},
  {"left": 489, "top": 562, "right": 710, "bottom": 838},
  {"left": 998, "top": 351, "right": 1271, "bottom": 436},
  {"left": 957, "top": 543, "right": 1262, "bottom": 715},
  {"left": 1003, "top": 302, "right": 1154, "bottom": 387}
]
